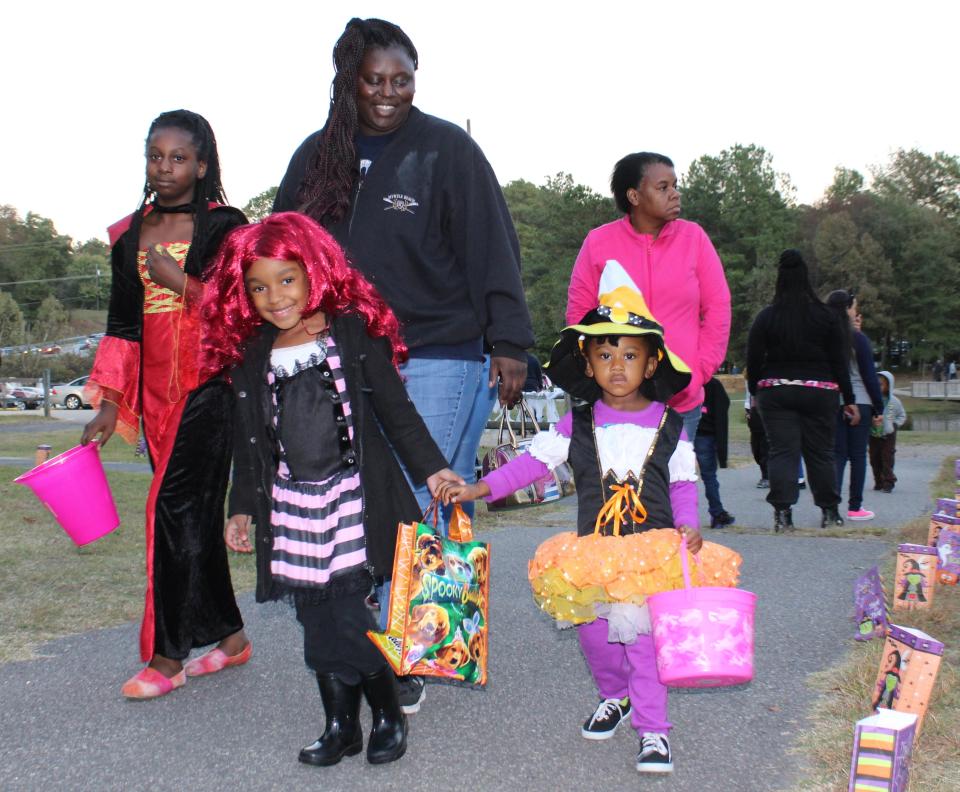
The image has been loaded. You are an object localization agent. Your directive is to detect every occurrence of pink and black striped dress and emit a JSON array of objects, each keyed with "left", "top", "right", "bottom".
[{"left": 267, "top": 332, "right": 368, "bottom": 599}]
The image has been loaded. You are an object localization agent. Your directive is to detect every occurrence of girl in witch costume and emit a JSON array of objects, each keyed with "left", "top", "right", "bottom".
[
  {"left": 439, "top": 262, "right": 741, "bottom": 775},
  {"left": 201, "top": 212, "right": 461, "bottom": 767},
  {"left": 82, "top": 110, "right": 250, "bottom": 699}
]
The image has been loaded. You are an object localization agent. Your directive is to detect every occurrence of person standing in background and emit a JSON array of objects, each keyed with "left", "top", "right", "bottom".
[
  {"left": 695, "top": 377, "right": 735, "bottom": 529},
  {"left": 826, "top": 290, "right": 884, "bottom": 522},
  {"left": 566, "top": 152, "right": 731, "bottom": 442},
  {"left": 747, "top": 251, "right": 856, "bottom": 532}
]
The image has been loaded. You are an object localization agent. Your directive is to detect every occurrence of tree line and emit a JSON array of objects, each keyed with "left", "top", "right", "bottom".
[
  {"left": 505, "top": 146, "right": 960, "bottom": 368},
  {"left": 3, "top": 146, "right": 958, "bottom": 369},
  {"left": 0, "top": 205, "right": 110, "bottom": 346}
]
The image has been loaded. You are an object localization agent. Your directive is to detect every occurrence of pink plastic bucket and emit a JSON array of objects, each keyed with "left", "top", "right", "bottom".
[
  {"left": 646, "top": 539, "right": 756, "bottom": 687},
  {"left": 14, "top": 443, "right": 120, "bottom": 546}
]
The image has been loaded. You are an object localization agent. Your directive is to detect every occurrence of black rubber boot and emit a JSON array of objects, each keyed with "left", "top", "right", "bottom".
[
  {"left": 821, "top": 506, "right": 844, "bottom": 528},
  {"left": 361, "top": 668, "right": 408, "bottom": 764},
  {"left": 298, "top": 673, "right": 363, "bottom": 766},
  {"left": 774, "top": 507, "right": 794, "bottom": 533}
]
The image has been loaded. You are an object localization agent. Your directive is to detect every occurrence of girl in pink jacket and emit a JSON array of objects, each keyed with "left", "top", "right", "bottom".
[{"left": 566, "top": 152, "right": 731, "bottom": 439}]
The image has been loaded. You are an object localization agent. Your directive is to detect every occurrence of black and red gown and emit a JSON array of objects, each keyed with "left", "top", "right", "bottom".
[{"left": 86, "top": 205, "right": 246, "bottom": 662}]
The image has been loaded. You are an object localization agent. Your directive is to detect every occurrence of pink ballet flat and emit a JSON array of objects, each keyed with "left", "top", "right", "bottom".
[
  {"left": 121, "top": 667, "right": 186, "bottom": 700},
  {"left": 184, "top": 641, "right": 252, "bottom": 677}
]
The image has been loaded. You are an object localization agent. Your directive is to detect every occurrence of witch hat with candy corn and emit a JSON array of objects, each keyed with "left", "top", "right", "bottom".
[{"left": 546, "top": 260, "right": 691, "bottom": 403}]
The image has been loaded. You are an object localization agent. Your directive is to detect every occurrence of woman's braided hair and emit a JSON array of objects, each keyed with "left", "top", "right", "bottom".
[{"left": 298, "top": 18, "right": 418, "bottom": 224}]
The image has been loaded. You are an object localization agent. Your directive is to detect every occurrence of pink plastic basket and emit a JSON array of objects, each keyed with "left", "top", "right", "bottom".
[
  {"left": 14, "top": 443, "right": 120, "bottom": 546},
  {"left": 646, "top": 537, "right": 756, "bottom": 687}
]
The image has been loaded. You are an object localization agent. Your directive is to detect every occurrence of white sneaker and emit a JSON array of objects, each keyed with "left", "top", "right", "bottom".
[{"left": 581, "top": 696, "right": 631, "bottom": 740}]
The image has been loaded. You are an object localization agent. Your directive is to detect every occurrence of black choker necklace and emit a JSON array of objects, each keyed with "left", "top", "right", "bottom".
[{"left": 150, "top": 202, "right": 194, "bottom": 214}]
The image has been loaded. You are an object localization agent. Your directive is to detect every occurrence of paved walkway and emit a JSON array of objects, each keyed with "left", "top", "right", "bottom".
[{"left": 0, "top": 443, "right": 949, "bottom": 792}]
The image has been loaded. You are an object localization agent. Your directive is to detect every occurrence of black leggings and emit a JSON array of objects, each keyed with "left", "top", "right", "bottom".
[{"left": 295, "top": 592, "right": 388, "bottom": 685}]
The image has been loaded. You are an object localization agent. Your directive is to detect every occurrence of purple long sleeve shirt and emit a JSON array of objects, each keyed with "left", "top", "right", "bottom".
[{"left": 482, "top": 401, "right": 699, "bottom": 528}]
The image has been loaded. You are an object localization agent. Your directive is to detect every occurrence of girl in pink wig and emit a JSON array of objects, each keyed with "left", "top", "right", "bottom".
[{"left": 202, "top": 212, "right": 459, "bottom": 767}]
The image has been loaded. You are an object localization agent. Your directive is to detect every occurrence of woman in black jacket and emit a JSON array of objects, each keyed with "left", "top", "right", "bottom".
[
  {"left": 273, "top": 18, "right": 533, "bottom": 536},
  {"left": 746, "top": 250, "right": 858, "bottom": 531}
]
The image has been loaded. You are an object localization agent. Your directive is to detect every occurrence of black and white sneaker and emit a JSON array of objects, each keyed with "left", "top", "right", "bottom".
[
  {"left": 397, "top": 675, "right": 425, "bottom": 714},
  {"left": 636, "top": 732, "right": 673, "bottom": 773},
  {"left": 581, "top": 696, "right": 631, "bottom": 740}
]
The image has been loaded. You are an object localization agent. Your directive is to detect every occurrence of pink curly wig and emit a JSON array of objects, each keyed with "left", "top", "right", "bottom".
[{"left": 201, "top": 211, "right": 407, "bottom": 378}]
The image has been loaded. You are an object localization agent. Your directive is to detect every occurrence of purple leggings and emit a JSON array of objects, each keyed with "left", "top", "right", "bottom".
[{"left": 578, "top": 618, "right": 670, "bottom": 734}]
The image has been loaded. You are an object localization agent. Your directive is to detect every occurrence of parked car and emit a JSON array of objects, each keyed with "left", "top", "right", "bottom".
[
  {"left": 8, "top": 385, "right": 42, "bottom": 409},
  {"left": 1, "top": 394, "right": 26, "bottom": 410},
  {"left": 50, "top": 375, "right": 90, "bottom": 410}
]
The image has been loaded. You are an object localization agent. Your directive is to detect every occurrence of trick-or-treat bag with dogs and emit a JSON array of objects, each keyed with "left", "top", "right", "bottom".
[{"left": 367, "top": 502, "right": 490, "bottom": 685}]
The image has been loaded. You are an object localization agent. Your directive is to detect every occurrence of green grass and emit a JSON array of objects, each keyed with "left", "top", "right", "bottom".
[
  {"left": 0, "top": 428, "right": 144, "bottom": 464},
  {"left": 792, "top": 455, "right": 960, "bottom": 791},
  {"left": 0, "top": 435, "right": 257, "bottom": 663}
]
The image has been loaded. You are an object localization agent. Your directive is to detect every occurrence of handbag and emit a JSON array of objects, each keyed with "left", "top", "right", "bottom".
[
  {"left": 482, "top": 398, "right": 575, "bottom": 510},
  {"left": 367, "top": 501, "right": 489, "bottom": 685}
]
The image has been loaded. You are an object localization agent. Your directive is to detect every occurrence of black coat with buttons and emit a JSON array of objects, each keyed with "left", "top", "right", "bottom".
[{"left": 228, "top": 312, "right": 449, "bottom": 601}]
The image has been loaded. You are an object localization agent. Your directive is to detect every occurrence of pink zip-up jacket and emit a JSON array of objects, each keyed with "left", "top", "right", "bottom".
[{"left": 566, "top": 217, "right": 731, "bottom": 413}]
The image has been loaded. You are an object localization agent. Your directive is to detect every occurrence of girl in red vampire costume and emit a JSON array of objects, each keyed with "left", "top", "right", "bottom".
[{"left": 83, "top": 110, "right": 249, "bottom": 699}]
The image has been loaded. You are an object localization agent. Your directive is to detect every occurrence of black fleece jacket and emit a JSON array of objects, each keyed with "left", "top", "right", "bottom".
[
  {"left": 274, "top": 107, "right": 533, "bottom": 360},
  {"left": 228, "top": 313, "right": 448, "bottom": 598},
  {"left": 746, "top": 302, "right": 854, "bottom": 404}
]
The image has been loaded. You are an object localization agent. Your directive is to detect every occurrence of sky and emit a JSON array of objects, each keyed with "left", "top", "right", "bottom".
[{"left": 3, "top": 0, "right": 957, "bottom": 244}]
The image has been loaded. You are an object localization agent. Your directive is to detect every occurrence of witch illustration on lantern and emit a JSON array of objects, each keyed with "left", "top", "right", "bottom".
[
  {"left": 896, "top": 558, "right": 928, "bottom": 604},
  {"left": 873, "top": 648, "right": 905, "bottom": 710}
]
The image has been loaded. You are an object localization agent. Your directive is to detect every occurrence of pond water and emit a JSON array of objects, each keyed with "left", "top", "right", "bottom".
[{"left": 904, "top": 412, "right": 960, "bottom": 433}]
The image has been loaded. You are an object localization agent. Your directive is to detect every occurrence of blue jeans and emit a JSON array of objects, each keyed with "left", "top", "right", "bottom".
[
  {"left": 677, "top": 404, "right": 702, "bottom": 443},
  {"left": 376, "top": 356, "right": 497, "bottom": 631},
  {"left": 694, "top": 434, "right": 725, "bottom": 517},
  {"left": 399, "top": 356, "right": 497, "bottom": 516},
  {"left": 835, "top": 404, "right": 872, "bottom": 511}
]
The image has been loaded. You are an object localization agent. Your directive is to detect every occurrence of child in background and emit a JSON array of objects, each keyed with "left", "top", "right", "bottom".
[
  {"left": 870, "top": 371, "right": 907, "bottom": 493},
  {"left": 82, "top": 110, "right": 249, "bottom": 699},
  {"left": 202, "top": 213, "right": 460, "bottom": 767},
  {"left": 439, "top": 262, "right": 740, "bottom": 775},
  {"left": 696, "top": 377, "right": 735, "bottom": 528}
]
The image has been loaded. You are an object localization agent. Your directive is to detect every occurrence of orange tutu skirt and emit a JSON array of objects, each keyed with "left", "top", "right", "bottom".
[{"left": 526, "top": 528, "right": 743, "bottom": 624}]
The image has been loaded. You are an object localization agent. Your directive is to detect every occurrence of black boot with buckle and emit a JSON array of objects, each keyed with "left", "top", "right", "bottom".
[
  {"left": 774, "top": 507, "right": 794, "bottom": 533},
  {"left": 361, "top": 667, "right": 408, "bottom": 764},
  {"left": 299, "top": 673, "right": 363, "bottom": 766}
]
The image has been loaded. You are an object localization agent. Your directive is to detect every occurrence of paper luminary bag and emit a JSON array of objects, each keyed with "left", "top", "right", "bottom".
[
  {"left": 926, "top": 511, "right": 960, "bottom": 547},
  {"left": 870, "top": 624, "right": 943, "bottom": 734},
  {"left": 853, "top": 566, "right": 889, "bottom": 642},
  {"left": 367, "top": 504, "right": 490, "bottom": 686},
  {"left": 935, "top": 497, "right": 960, "bottom": 518},
  {"left": 935, "top": 528, "right": 960, "bottom": 586},
  {"left": 892, "top": 544, "right": 937, "bottom": 611},
  {"left": 848, "top": 709, "right": 918, "bottom": 792}
]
